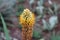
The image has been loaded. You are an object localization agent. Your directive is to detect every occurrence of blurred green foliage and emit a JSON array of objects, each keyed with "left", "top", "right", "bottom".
[
  {"left": 33, "top": 30, "right": 42, "bottom": 39},
  {"left": 0, "top": 0, "right": 2, "bottom": 5},
  {"left": 51, "top": 35, "right": 60, "bottom": 40},
  {"left": 0, "top": 13, "right": 11, "bottom": 40},
  {"left": 18, "top": 0, "right": 25, "bottom": 3},
  {"left": 16, "top": 5, "right": 24, "bottom": 17},
  {"left": 50, "top": 32, "right": 60, "bottom": 40},
  {"left": 16, "top": 0, "right": 25, "bottom": 17}
]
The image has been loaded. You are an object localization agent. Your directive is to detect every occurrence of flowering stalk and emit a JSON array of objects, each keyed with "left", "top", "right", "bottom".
[{"left": 19, "top": 9, "right": 35, "bottom": 40}]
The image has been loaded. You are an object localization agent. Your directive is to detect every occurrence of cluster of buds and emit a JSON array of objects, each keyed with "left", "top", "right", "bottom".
[{"left": 19, "top": 9, "right": 35, "bottom": 40}]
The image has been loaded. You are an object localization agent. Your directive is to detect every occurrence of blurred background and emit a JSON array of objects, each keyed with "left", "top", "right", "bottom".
[{"left": 0, "top": 0, "right": 60, "bottom": 40}]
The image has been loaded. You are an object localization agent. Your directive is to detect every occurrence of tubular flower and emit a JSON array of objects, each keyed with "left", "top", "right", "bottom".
[{"left": 19, "top": 9, "right": 35, "bottom": 40}]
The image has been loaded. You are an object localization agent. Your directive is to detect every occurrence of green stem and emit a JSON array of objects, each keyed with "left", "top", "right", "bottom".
[{"left": 0, "top": 13, "right": 11, "bottom": 40}]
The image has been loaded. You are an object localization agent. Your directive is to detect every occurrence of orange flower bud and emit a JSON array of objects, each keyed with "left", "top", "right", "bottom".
[{"left": 19, "top": 8, "right": 35, "bottom": 40}]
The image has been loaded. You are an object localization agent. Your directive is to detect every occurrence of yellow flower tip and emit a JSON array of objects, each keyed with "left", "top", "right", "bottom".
[
  {"left": 23, "top": 8, "right": 32, "bottom": 15},
  {"left": 19, "top": 8, "right": 35, "bottom": 27},
  {"left": 24, "top": 8, "right": 30, "bottom": 12}
]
